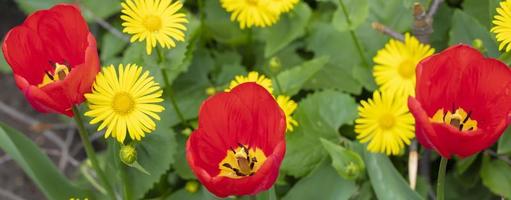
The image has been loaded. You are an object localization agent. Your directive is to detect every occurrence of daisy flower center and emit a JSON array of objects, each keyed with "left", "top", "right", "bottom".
[
  {"left": 112, "top": 92, "right": 135, "bottom": 115},
  {"left": 378, "top": 113, "right": 396, "bottom": 130},
  {"left": 218, "top": 143, "right": 267, "bottom": 179},
  {"left": 397, "top": 58, "right": 416, "bottom": 79},
  {"left": 143, "top": 15, "right": 162, "bottom": 32},
  {"left": 431, "top": 107, "right": 478, "bottom": 131}
]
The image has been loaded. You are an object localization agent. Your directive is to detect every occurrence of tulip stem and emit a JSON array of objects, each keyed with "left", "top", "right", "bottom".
[
  {"left": 72, "top": 106, "right": 116, "bottom": 200},
  {"left": 436, "top": 157, "right": 448, "bottom": 200},
  {"left": 155, "top": 47, "right": 188, "bottom": 127}
]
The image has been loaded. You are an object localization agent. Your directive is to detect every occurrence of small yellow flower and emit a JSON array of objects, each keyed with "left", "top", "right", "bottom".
[
  {"left": 85, "top": 64, "right": 165, "bottom": 143},
  {"left": 270, "top": 0, "right": 299, "bottom": 14},
  {"left": 121, "top": 0, "right": 188, "bottom": 55},
  {"left": 225, "top": 71, "right": 273, "bottom": 94},
  {"left": 221, "top": 0, "right": 280, "bottom": 29},
  {"left": 355, "top": 91, "right": 415, "bottom": 155},
  {"left": 492, "top": 0, "right": 511, "bottom": 52},
  {"left": 373, "top": 33, "right": 434, "bottom": 97},
  {"left": 276, "top": 95, "right": 298, "bottom": 132}
]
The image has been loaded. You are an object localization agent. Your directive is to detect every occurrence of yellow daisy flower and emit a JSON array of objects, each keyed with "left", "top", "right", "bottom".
[
  {"left": 225, "top": 71, "right": 273, "bottom": 93},
  {"left": 492, "top": 0, "right": 511, "bottom": 52},
  {"left": 373, "top": 33, "right": 434, "bottom": 97},
  {"left": 355, "top": 91, "right": 415, "bottom": 155},
  {"left": 271, "top": 0, "right": 299, "bottom": 14},
  {"left": 121, "top": 0, "right": 188, "bottom": 55},
  {"left": 220, "top": 0, "right": 280, "bottom": 29},
  {"left": 276, "top": 95, "right": 298, "bottom": 132},
  {"left": 85, "top": 64, "right": 165, "bottom": 143}
]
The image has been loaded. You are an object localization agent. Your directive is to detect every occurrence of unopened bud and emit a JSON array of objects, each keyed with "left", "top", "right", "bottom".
[
  {"left": 205, "top": 87, "right": 216, "bottom": 96},
  {"left": 185, "top": 181, "right": 199, "bottom": 193},
  {"left": 472, "top": 39, "right": 485, "bottom": 53},
  {"left": 269, "top": 57, "right": 282, "bottom": 73},
  {"left": 181, "top": 128, "right": 192, "bottom": 136},
  {"left": 120, "top": 144, "right": 137, "bottom": 165},
  {"left": 345, "top": 162, "right": 360, "bottom": 179}
]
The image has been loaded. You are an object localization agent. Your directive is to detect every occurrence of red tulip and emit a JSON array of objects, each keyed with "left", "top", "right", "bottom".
[
  {"left": 408, "top": 45, "right": 511, "bottom": 158},
  {"left": 2, "top": 4, "right": 99, "bottom": 117},
  {"left": 186, "top": 82, "right": 286, "bottom": 197}
]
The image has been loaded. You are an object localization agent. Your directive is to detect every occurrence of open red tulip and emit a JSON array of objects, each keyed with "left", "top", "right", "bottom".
[
  {"left": 408, "top": 44, "right": 511, "bottom": 158},
  {"left": 186, "top": 82, "right": 286, "bottom": 197},
  {"left": 2, "top": 4, "right": 99, "bottom": 117}
]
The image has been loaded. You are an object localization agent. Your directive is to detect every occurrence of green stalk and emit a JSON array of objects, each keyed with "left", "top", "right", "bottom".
[
  {"left": 155, "top": 47, "right": 188, "bottom": 127},
  {"left": 337, "top": 0, "right": 370, "bottom": 68},
  {"left": 72, "top": 106, "right": 116, "bottom": 200},
  {"left": 436, "top": 157, "right": 448, "bottom": 200}
]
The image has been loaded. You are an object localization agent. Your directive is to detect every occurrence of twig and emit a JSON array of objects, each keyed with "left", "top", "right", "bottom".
[
  {"left": 486, "top": 149, "right": 511, "bottom": 165},
  {"left": 0, "top": 187, "right": 25, "bottom": 200},
  {"left": 408, "top": 140, "right": 418, "bottom": 190},
  {"left": 372, "top": 22, "right": 405, "bottom": 41},
  {"left": 78, "top": 3, "right": 130, "bottom": 42},
  {"left": 427, "top": 0, "right": 444, "bottom": 18},
  {"left": 412, "top": 3, "right": 434, "bottom": 44}
]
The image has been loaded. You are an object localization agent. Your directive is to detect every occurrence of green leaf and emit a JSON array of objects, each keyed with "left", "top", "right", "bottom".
[
  {"left": 456, "top": 154, "right": 479, "bottom": 175},
  {"left": 174, "top": 134, "right": 195, "bottom": 179},
  {"left": 124, "top": 108, "right": 178, "bottom": 199},
  {"left": 480, "top": 156, "right": 511, "bottom": 198},
  {"left": 0, "top": 49, "right": 11, "bottom": 73},
  {"left": 498, "top": 126, "right": 511, "bottom": 155},
  {"left": 305, "top": 23, "right": 363, "bottom": 94},
  {"left": 320, "top": 138, "right": 365, "bottom": 180},
  {"left": 463, "top": 0, "right": 500, "bottom": 29},
  {"left": 261, "top": 2, "right": 311, "bottom": 57},
  {"left": 204, "top": 0, "right": 248, "bottom": 45},
  {"left": 273, "top": 57, "right": 329, "bottom": 96},
  {"left": 0, "top": 123, "right": 90, "bottom": 199},
  {"left": 281, "top": 90, "right": 358, "bottom": 177},
  {"left": 282, "top": 160, "right": 358, "bottom": 200},
  {"left": 80, "top": 0, "right": 121, "bottom": 20},
  {"left": 332, "top": 0, "right": 369, "bottom": 32},
  {"left": 166, "top": 187, "right": 219, "bottom": 200},
  {"left": 14, "top": 0, "right": 70, "bottom": 14},
  {"left": 360, "top": 145, "right": 423, "bottom": 200},
  {"left": 449, "top": 10, "right": 499, "bottom": 57},
  {"left": 255, "top": 186, "right": 277, "bottom": 200},
  {"left": 100, "top": 31, "right": 128, "bottom": 62}
]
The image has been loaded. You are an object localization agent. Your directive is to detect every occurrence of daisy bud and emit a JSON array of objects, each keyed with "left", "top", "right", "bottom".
[
  {"left": 120, "top": 144, "right": 137, "bottom": 165},
  {"left": 185, "top": 181, "right": 199, "bottom": 193}
]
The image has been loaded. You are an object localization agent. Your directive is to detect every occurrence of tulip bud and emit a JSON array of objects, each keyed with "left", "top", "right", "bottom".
[
  {"left": 269, "top": 57, "right": 282, "bottom": 73},
  {"left": 120, "top": 144, "right": 137, "bottom": 165},
  {"left": 206, "top": 87, "right": 216, "bottom": 96},
  {"left": 185, "top": 181, "right": 200, "bottom": 193}
]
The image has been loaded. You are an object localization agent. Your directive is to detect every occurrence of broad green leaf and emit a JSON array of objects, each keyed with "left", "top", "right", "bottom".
[
  {"left": 305, "top": 23, "right": 363, "bottom": 94},
  {"left": 260, "top": 2, "right": 311, "bottom": 57},
  {"left": 255, "top": 186, "right": 277, "bottom": 200},
  {"left": 15, "top": 0, "right": 119, "bottom": 22},
  {"left": 320, "top": 138, "right": 365, "bottom": 180},
  {"left": 174, "top": 134, "right": 195, "bottom": 179},
  {"left": 332, "top": 0, "right": 369, "bottom": 32},
  {"left": 124, "top": 108, "right": 178, "bottom": 199},
  {"left": 480, "top": 156, "right": 511, "bottom": 198},
  {"left": 204, "top": 0, "right": 248, "bottom": 45},
  {"left": 463, "top": 0, "right": 500, "bottom": 29},
  {"left": 282, "top": 161, "right": 357, "bottom": 200},
  {"left": 166, "top": 187, "right": 219, "bottom": 200},
  {"left": 0, "top": 123, "right": 90, "bottom": 199},
  {"left": 273, "top": 57, "right": 329, "bottom": 96},
  {"left": 430, "top": 3, "right": 454, "bottom": 50},
  {"left": 360, "top": 145, "right": 423, "bottom": 200},
  {"left": 456, "top": 154, "right": 479, "bottom": 175},
  {"left": 15, "top": 0, "right": 70, "bottom": 14},
  {"left": 449, "top": 10, "right": 499, "bottom": 57},
  {"left": 498, "top": 126, "right": 511, "bottom": 155},
  {"left": 100, "top": 31, "right": 128, "bottom": 62},
  {"left": 281, "top": 90, "right": 358, "bottom": 177}
]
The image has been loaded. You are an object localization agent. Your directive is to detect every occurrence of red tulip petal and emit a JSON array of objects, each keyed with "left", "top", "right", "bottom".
[
  {"left": 2, "top": 26, "right": 50, "bottom": 85},
  {"left": 416, "top": 45, "right": 483, "bottom": 115},
  {"left": 15, "top": 75, "right": 73, "bottom": 116}
]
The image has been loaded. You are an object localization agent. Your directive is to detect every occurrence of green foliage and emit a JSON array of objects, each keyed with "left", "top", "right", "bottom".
[
  {"left": 282, "top": 161, "right": 358, "bottom": 200},
  {"left": 273, "top": 57, "right": 328, "bottom": 96},
  {"left": 480, "top": 156, "right": 511, "bottom": 198},
  {"left": 449, "top": 10, "right": 499, "bottom": 57},
  {"left": 282, "top": 90, "right": 358, "bottom": 177},
  {"left": 332, "top": 0, "right": 369, "bottom": 32},
  {"left": 320, "top": 139, "right": 365, "bottom": 180},
  {"left": 0, "top": 123, "right": 90, "bottom": 199}
]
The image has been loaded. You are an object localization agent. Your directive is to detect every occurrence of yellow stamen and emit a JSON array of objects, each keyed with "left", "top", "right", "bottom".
[
  {"left": 218, "top": 144, "right": 267, "bottom": 178},
  {"left": 431, "top": 107, "right": 478, "bottom": 131},
  {"left": 38, "top": 63, "right": 70, "bottom": 88}
]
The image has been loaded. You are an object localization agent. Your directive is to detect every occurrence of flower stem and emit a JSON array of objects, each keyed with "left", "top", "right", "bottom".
[
  {"left": 72, "top": 106, "right": 116, "bottom": 200},
  {"left": 436, "top": 157, "right": 448, "bottom": 200},
  {"left": 155, "top": 47, "right": 188, "bottom": 127},
  {"left": 337, "top": 0, "right": 370, "bottom": 68}
]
